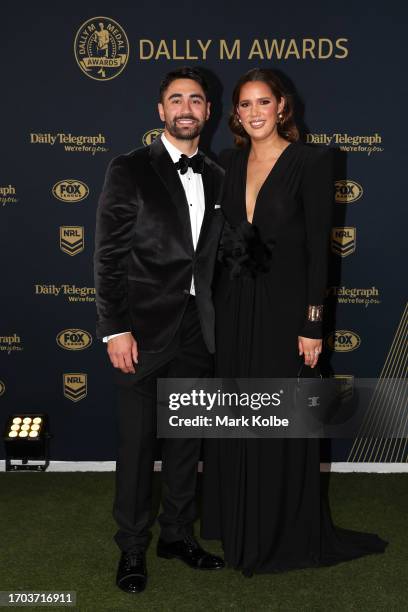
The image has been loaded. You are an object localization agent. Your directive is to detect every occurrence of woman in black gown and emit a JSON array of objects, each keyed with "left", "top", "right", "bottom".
[{"left": 202, "top": 68, "right": 387, "bottom": 575}]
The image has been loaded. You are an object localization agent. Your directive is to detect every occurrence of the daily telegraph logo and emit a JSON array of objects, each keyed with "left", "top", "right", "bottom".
[
  {"left": 56, "top": 329, "right": 92, "bottom": 351},
  {"left": 326, "top": 330, "right": 361, "bottom": 352},
  {"left": 142, "top": 128, "right": 164, "bottom": 147},
  {"left": 63, "top": 373, "right": 87, "bottom": 402},
  {"left": 0, "top": 334, "right": 23, "bottom": 354},
  {"left": 335, "top": 180, "right": 363, "bottom": 204},
  {"left": 331, "top": 227, "right": 356, "bottom": 258},
  {"left": 74, "top": 17, "right": 129, "bottom": 80},
  {"left": 0, "top": 185, "right": 18, "bottom": 207},
  {"left": 306, "top": 133, "right": 383, "bottom": 155},
  {"left": 52, "top": 180, "right": 89, "bottom": 203},
  {"left": 0, "top": 380, "right": 5, "bottom": 396},
  {"left": 35, "top": 284, "right": 95, "bottom": 302},
  {"left": 30, "top": 133, "right": 108, "bottom": 155},
  {"left": 60, "top": 226, "right": 84, "bottom": 256},
  {"left": 326, "top": 286, "right": 381, "bottom": 307}
]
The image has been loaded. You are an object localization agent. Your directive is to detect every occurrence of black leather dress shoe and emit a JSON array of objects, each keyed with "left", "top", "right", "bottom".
[
  {"left": 116, "top": 551, "right": 147, "bottom": 593},
  {"left": 157, "top": 535, "right": 225, "bottom": 570}
]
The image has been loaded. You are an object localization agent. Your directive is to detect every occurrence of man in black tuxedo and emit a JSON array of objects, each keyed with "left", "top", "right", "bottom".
[{"left": 94, "top": 67, "right": 224, "bottom": 594}]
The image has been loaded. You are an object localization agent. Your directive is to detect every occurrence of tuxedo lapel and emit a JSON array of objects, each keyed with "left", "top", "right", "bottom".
[
  {"left": 149, "top": 137, "right": 194, "bottom": 254},
  {"left": 202, "top": 157, "right": 214, "bottom": 213},
  {"left": 196, "top": 157, "right": 215, "bottom": 253}
]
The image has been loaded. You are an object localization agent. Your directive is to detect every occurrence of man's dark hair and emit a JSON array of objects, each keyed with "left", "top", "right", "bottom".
[{"left": 159, "top": 67, "right": 209, "bottom": 102}]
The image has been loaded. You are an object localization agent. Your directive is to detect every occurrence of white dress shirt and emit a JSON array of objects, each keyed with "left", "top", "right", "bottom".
[{"left": 103, "top": 133, "right": 206, "bottom": 342}]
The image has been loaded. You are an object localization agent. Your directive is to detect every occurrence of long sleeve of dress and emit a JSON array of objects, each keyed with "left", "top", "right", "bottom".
[
  {"left": 299, "top": 148, "right": 333, "bottom": 338},
  {"left": 94, "top": 157, "right": 138, "bottom": 339}
]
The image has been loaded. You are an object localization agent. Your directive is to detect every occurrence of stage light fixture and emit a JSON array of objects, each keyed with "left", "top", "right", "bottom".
[{"left": 3, "top": 414, "right": 50, "bottom": 471}]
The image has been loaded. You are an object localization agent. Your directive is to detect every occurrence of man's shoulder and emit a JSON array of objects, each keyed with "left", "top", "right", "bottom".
[
  {"left": 108, "top": 145, "right": 151, "bottom": 169},
  {"left": 104, "top": 146, "right": 155, "bottom": 185}
]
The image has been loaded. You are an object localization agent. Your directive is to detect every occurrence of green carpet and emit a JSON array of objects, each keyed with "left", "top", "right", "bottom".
[{"left": 0, "top": 473, "right": 406, "bottom": 611}]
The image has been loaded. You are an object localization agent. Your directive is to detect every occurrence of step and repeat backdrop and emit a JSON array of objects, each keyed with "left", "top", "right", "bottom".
[{"left": 1, "top": 1, "right": 407, "bottom": 462}]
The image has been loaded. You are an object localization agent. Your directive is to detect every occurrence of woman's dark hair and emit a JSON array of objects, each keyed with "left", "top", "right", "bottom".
[
  {"left": 159, "top": 67, "right": 209, "bottom": 102},
  {"left": 229, "top": 68, "right": 299, "bottom": 147}
]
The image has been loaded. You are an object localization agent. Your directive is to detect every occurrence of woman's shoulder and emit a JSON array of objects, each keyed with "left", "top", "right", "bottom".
[
  {"left": 217, "top": 146, "right": 246, "bottom": 170},
  {"left": 292, "top": 140, "right": 332, "bottom": 163}
]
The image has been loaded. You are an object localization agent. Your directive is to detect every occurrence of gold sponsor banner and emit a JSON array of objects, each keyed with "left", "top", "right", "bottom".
[
  {"left": 331, "top": 227, "right": 356, "bottom": 258},
  {"left": 326, "top": 330, "right": 361, "bottom": 352},
  {"left": 63, "top": 373, "right": 87, "bottom": 402},
  {"left": 56, "top": 329, "right": 92, "bottom": 351},
  {"left": 60, "top": 226, "right": 84, "bottom": 256}
]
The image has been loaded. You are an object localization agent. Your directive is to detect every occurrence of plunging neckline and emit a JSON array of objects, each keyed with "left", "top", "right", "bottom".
[{"left": 243, "top": 141, "right": 294, "bottom": 225}]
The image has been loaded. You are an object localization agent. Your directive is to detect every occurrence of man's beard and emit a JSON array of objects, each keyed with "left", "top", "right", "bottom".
[{"left": 166, "top": 115, "right": 204, "bottom": 140}]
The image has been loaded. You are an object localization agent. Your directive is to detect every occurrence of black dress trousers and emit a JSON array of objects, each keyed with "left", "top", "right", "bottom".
[{"left": 113, "top": 296, "right": 213, "bottom": 553}]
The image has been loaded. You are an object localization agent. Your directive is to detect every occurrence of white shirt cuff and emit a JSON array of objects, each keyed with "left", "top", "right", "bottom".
[{"left": 103, "top": 332, "right": 130, "bottom": 343}]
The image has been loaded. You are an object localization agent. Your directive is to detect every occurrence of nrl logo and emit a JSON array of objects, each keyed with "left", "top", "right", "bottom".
[
  {"left": 331, "top": 227, "right": 356, "bottom": 258},
  {"left": 60, "top": 226, "right": 84, "bottom": 256},
  {"left": 63, "top": 373, "right": 87, "bottom": 402}
]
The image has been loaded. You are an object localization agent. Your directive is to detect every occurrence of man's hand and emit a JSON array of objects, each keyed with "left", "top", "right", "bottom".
[
  {"left": 107, "top": 332, "right": 138, "bottom": 373},
  {"left": 298, "top": 336, "right": 322, "bottom": 369}
]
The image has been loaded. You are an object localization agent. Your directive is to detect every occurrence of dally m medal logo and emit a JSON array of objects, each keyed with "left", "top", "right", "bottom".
[
  {"left": 60, "top": 226, "right": 84, "bottom": 256},
  {"left": 63, "top": 373, "right": 87, "bottom": 402},
  {"left": 142, "top": 128, "right": 164, "bottom": 147},
  {"left": 0, "top": 380, "right": 5, "bottom": 396},
  {"left": 335, "top": 180, "right": 363, "bottom": 204},
  {"left": 53, "top": 180, "right": 89, "bottom": 203},
  {"left": 331, "top": 227, "right": 356, "bottom": 258},
  {"left": 74, "top": 17, "right": 129, "bottom": 81}
]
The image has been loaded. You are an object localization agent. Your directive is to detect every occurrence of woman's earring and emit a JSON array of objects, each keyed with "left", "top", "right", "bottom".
[
  {"left": 277, "top": 112, "right": 283, "bottom": 123},
  {"left": 237, "top": 116, "right": 242, "bottom": 123}
]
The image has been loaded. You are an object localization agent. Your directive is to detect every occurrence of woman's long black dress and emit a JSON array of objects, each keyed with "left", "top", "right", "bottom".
[{"left": 201, "top": 141, "right": 387, "bottom": 574}]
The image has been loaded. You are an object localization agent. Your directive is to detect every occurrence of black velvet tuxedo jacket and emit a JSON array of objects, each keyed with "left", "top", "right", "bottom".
[{"left": 94, "top": 137, "right": 224, "bottom": 353}]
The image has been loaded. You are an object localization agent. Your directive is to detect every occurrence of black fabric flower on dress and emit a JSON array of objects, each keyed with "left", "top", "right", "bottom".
[{"left": 218, "top": 221, "right": 275, "bottom": 279}]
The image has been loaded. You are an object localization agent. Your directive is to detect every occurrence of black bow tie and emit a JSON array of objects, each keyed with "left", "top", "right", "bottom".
[{"left": 175, "top": 153, "right": 205, "bottom": 175}]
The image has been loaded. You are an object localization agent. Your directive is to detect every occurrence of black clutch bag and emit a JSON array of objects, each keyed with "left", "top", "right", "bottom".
[{"left": 293, "top": 363, "right": 343, "bottom": 434}]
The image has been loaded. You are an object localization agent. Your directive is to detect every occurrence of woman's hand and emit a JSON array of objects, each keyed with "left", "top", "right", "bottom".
[{"left": 298, "top": 336, "right": 322, "bottom": 369}]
